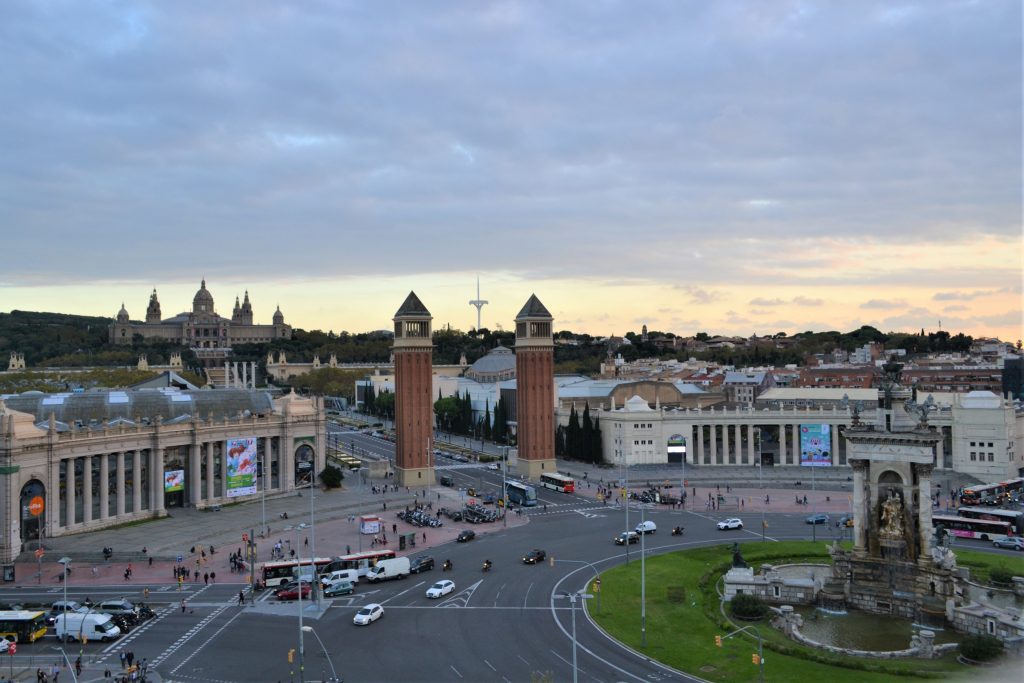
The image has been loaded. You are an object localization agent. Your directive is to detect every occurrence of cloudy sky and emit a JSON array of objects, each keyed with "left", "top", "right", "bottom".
[{"left": 2, "top": 1, "right": 1021, "bottom": 340}]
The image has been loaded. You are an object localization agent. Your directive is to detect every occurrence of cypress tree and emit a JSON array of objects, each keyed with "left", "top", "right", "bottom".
[
  {"left": 581, "top": 402, "right": 593, "bottom": 462},
  {"left": 591, "top": 415, "right": 603, "bottom": 464},
  {"left": 483, "top": 401, "right": 492, "bottom": 440}
]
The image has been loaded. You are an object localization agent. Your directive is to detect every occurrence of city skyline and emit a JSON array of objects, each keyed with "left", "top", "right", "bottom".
[{"left": 1, "top": 1, "right": 1020, "bottom": 341}]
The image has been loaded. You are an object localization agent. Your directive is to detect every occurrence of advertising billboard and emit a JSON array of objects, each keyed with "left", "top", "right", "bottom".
[
  {"left": 666, "top": 434, "right": 687, "bottom": 454},
  {"left": 226, "top": 437, "right": 258, "bottom": 497},
  {"left": 799, "top": 424, "right": 832, "bottom": 467},
  {"left": 164, "top": 469, "right": 185, "bottom": 493}
]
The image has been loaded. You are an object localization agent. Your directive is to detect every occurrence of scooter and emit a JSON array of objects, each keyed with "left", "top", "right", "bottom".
[
  {"left": 482, "top": 560, "right": 492, "bottom": 573},
  {"left": 442, "top": 560, "right": 452, "bottom": 572},
  {"left": 671, "top": 526, "right": 685, "bottom": 536}
]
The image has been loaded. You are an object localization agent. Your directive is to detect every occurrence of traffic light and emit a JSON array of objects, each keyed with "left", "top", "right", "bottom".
[
  {"left": 715, "top": 635, "right": 722, "bottom": 648},
  {"left": 752, "top": 653, "right": 761, "bottom": 665},
  {"left": 288, "top": 648, "right": 295, "bottom": 664}
]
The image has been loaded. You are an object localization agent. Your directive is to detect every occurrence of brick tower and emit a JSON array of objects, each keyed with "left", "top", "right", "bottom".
[
  {"left": 514, "top": 294, "right": 556, "bottom": 479},
  {"left": 392, "top": 292, "right": 435, "bottom": 487}
]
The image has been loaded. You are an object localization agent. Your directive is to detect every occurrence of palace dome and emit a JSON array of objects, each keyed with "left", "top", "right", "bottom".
[{"left": 192, "top": 279, "right": 215, "bottom": 314}]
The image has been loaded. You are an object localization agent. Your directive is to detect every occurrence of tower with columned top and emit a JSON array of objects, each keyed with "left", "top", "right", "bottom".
[
  {"left": 514, "top": 294, "right": 556, "bottom": 479},
  {"left": 392, "top": 292, "right": 435, "bottom": 487}
]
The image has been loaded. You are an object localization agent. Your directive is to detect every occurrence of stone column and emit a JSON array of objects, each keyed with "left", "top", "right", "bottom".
[
  {"left": 696, "top": 424, "right": 705, "bottom": 465},
  {"left": 722, "top": 422, "right": 730, "bottom": 463},
  {"left": 150, "top": 449, "right": 165, "bottom": 513},
  {"left": 851, "top": 459, "right": 868, "bottom": 554},
  {"left": 918, "top": 465, "right": 934, "bottom": 558},
  {"left": 82, "top": 455, "right": 93, "bottom": 524},
  {"left": 684, "top": 424, "right": 695, "bottom": 466},
  {"left": 282, "top": 437, "right": 295, "bottom": 491},
  {"left": 746, "top": 424, "right": 755, "bottom": 464},
  {"left": 792, "top": 424, "right": 800, "bottom": 465},
  {"left": 99, "top": 454, "right": 109, "bottom": 520},
  {"left": 935, "top": 433, "right": 945, "bottom": 469},
  {"left": 65, "top": 458, "right": 76, "bottom": 527},
  {"left": 132, "top": 451, "right": 143, "bottom": 514},
  {"left": 710, "top": 424, "right": 718, "bottom": 463},
  {"left": 116, "top": 452, "right": 126, "bottom": 517},
  {"left": 779, "top": 423, "right": 787, "bottom": 465},
  {"left": 263, "top": 437, "right": 273, "bottom": 491},
  {"left": 735, "top": 424, "right": 744, "bottom": 463},
  {"left": 190, "top": 443, "right": 202, "bottom": 507},
  {"left": 205, "top": 442, "right": 215, "bottom": 501}
]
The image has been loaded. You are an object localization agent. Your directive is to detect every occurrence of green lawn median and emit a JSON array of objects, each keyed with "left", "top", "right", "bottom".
[{"left": 589, "top": 541, "right": 1024, "bottom": 682}]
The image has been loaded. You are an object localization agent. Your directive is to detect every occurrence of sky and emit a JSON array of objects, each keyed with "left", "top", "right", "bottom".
[{"left": 1, "top": 1, "right": 1021, "bottom": 342}]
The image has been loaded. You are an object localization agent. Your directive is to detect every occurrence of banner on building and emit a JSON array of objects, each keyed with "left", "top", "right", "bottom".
[
  {"left": 799, "top": 424, "right": 832, "bottom": 467},
  {"left": 667, "top": 434, "right": 687, "bottom": 454},
  {"left": 164, "top": 469, "right": 185, "bottom": 492},
  {"left": 226, "top": 437, "right": 258, "bottom": 497}
]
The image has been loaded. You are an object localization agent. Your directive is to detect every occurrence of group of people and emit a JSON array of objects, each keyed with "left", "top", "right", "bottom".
[{"left": 228, "top": 550, "right": 248, "bottom": 572}]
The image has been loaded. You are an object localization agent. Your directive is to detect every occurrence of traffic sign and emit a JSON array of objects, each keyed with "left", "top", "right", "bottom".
[
  {"left": 242, "top": 533, "right": 249, "bottom": 543},
  {"left": 34, "top": 548, "right": 44, "bottom": 559},
  {"left": 28, "top": 496, "right": 45, "bottom": 516}
]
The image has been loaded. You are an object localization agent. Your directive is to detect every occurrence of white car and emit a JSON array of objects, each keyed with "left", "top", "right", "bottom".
[
  {"left": 486, "top": 463, "right": 500, "bottom": 470},
  {"left": 426, "top": 580, "right": 455, "bottom": 599},
  {"left": 353, "top": 603, "right": 384, "bottom": 625},
  {"left": 717, "top": 518, "right": 744, "bottom": 530}
]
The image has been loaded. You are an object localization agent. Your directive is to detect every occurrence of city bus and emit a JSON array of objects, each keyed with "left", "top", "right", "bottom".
[
  {"left": 260, "top": 558, "right": 333, "bottom": 587},
  {"left": 996, "top": 477, "right": 1024, "bottom": 504},
  {"left": 0, "top": 610, "right": 48, "bottom": 643},
  {"left": 957, "top": 506, "right": 1024, "bottom": 535},
  {"left": 539, "top": 473, "right": 576, "bottom": 493},
  {"left": 959, "top": 483, "right": 1002, "bottom": 506},
  {"left": 932, "top": 514, "right": 1015, "bottom": 542},
  {"left": 505, "top": 480, "right": 538, "bottom": 507},
  {"left": 323, "top": 550, "right": 396, "bottom": 577}
]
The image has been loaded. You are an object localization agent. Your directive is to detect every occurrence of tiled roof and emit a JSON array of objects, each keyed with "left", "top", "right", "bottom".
[
  {"left": 395, "top": 291, "right": 431, "bottom": 316},
  {"left": 516, "top": 294, "right": 551, "bottom": 319}
]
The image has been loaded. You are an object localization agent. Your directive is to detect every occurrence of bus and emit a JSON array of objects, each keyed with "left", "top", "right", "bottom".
[
  {"left": 323, "top": 550, "right": 396, "bottom": 578},
  {"left": 933, "top": 514, "right": 1015, "bottom": 542},
  {"left": 505, "top": 480, "right": 538, "bottom": 507},
  {"left": 996, "top": 477, "right": 1024, "bottom": 504},
  {"left": 957, "top": 506, "right": 1024, "bottom": 535},
  {"left": 539, "top": 473, "right": 576, "bottom": 493},
  {"left": 0, "top": 610, "right": 48, "bottom": 643},
  {"left": 959, "top": 483, "right": 1002, "bottom": 506},
  {"left": 260, "top": 558, "right": 333, "bottom": 587}
]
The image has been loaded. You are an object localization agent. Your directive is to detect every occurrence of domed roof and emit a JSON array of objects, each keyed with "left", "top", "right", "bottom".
[
  {"left": 116, "top": 303, "right": 129, "bottom": 322},
  {"left": 469, "top": 345, "right": 515, "bottom": 374},
  {"left": 273, "top": 305, "right": 284, "bottom": 323},
  {"left": 192, "top": 279, "right": 214, "bottom": 313}
]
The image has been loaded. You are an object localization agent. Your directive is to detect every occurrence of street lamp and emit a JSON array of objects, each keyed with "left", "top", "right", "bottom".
[
  {"left": 640, "top": 503, "right": 650, "bottom": 647},
  {"left": 57, "top": 557, "right": 71, "bottom": 639},
  {"left": 554, "top": 591, "right": 594, "bottom": 683},
  {"left": 618, "top": 454, "right": 630, "bottom": 564},
  {"left": 721, "top": 624, "right": 766, "bottom": 683},
  {"left": 551, "top": 558, "right": 601, "bottom": 614},
  {"left": 285, "top": 523, "right": 309, "bottom": 683},
  {"left": 757, "top": 428, "right": 766, "bottom": 543},
  {"left": 301, "top": 626, "right": 340, "bottom": 682}
]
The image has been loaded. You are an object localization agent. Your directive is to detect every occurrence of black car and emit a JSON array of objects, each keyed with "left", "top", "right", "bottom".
[
  {"left": 410, "top": 555, "right": 435, "bottom": 573},
  {"left": 456, "top": 530, "right": 476, "bottom": 542},
  {"left": 439, "top": 475, "right": 455, "bottom": 487},
  {"left": 522, "top": 549, "right": 546, "bottom": 565}
]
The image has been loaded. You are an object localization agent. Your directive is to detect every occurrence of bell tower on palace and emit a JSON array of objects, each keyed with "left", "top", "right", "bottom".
[
  {"left": 514, "top": 294, "right": 556, "bottom": 479},
  {"left": 392, "top": 292, "right": 435, "bottom": 487}
]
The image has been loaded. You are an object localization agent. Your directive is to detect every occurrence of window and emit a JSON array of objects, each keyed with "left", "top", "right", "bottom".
[
  {"left": 970, "top": 453, "right": 976, "bottom": 461},
  {"left": 529, "top": 321, "right": 551, "bottom": 338},
  {"left": 773, "top": 585, "right": 781, "bottom": 598},
  {"left": 987, "top": 619, "right": 995, "bottom": 635}
]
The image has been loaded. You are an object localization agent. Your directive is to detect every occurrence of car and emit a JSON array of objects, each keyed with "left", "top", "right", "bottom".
[
  {"left": 0, "top": 640, "right": 8, "bottom": 654},
  {"left": 425, "top": 580, "right": 455, "bottom": 598},
  {"left": 323, "top": 580, "right": 354, "bottom": 597},
  {"left": 805, "top": 513, "right": 830, "bottom": 525},
  {"left": 717, "top": 518, "right": 744, "bottom": 530},
  {"left": 47, "top": 601, "right": 86, "bottom": 625},
  {"left": 353, "top": 603, "right": 384, "bottom": 625},
  {"left": 276, "top": 583, "right": 312, "bottom": 601},
  {"left": 838, "top": 515, "right": 854, "bottom": 528},
  {"left": 410, "top": 555, "right": 435, "bottom": 573},
  {"left": 522, "top": 549, "right": 546, "bottom": 564},
  {"left": 467, "top": 487, "right": 477, "bottom": 497},
  {"left": 614, "top": 531, "right": 640, "bottom": 545},
  {"left": 993, "top": 537, "right": 1024, "bottom": 551},
  {"left": 96, "top": 599, "right": 137, "bottom": 617},
  {"left": 456, "top": 530, "right": 476, "bottom": 542},
  {"left": 439, "top": 475, "right": 455, "bottom": 487},
  {"left": 487, "top": 463, "right": 500, "bottom": 470},
  {"left": 635, "top": 520, "right": 657, "bottom": 535}
]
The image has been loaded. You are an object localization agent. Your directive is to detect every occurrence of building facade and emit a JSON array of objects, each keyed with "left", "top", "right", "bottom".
[
  {"left": 0, "top": 389, "right": 324, "bottom": 563},
  {"left": 392, "top": 292, "right": 435, "bottom": 487},
  {"left": 108, "top": 280, "right": 292, "bottom": 351}
]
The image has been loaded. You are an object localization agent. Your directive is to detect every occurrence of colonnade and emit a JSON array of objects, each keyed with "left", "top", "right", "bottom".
[
  {"left": 47, "top": 436, "right": 293, "bottom": 535},
  {"left": 677, "top": 422, "right": 853, "bottom": 467}
]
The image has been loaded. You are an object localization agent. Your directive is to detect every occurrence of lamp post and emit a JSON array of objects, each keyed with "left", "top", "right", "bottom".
[
  {"left": 51, "top": 646, "right": 78, "bottom": 683},
  {"left": 57, "top": 557, "right": 71, "bottom": 639},
  {"left": 619, "top": 454, "right": 630, "bottom": 564},
  {"left": 640, "top": 503, "right": 649, "bottom": 647},
  {"left": 551, "top": 558, "right": 602, "bottom": 614},
  {"left": 721, "top": 624, "right": 765, "bottom": 683},
  {"left": 285, "top": 523, "right": 309, "bottom": 683},
  {"left": 757, "top": 428, "right": 765, "bottom": 543},
  {"left": 554, "top": 591, "right": 594, "bottom": 683},
  {"left": 301, "top": 626, "right": 340, "bottom": 682},
  {"left": 502, "top": 445, "right": 508, "bottom": 528}
]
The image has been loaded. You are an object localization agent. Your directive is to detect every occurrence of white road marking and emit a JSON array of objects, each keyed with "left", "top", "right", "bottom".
[
  {"left": 450, "top": 664, "right": 464, "bottom": 678},
  {"left": 376, "top": 580, "right": 425, "bottom": 605},
  {"left": 523, "top": 582, "right": 533, "bottom": 607},
  {"left": 485, "top": 659, "right": 496, "bottom": 671},
  {"left": 168, "top": 604, "right": 247, "bottom": 676}
]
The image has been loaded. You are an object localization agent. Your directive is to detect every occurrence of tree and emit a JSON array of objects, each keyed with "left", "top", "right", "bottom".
[
  {"left": 319, "top": 465, "right": 344, "bottom": 488},
  {"left": 434, "top": 396, "right": 461, "bottom": 432},
  {"left": 482, "top": 401, "right": 492, "bottom": 440},
  {"left": 591, "top": 415, "right": 603, "bottom": 463},
  {"left": 580, "top": 403, "right": 594, "bottom": 463}
]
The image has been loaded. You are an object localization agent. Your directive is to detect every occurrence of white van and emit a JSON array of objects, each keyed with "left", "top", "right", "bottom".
[
  {"left": 320, "top": 569, "right": 359, "bottom": 586},
  {"left": 366, "top": 557, "right": 410, "bottom": 582},
  {"left": 55, "top": 612, "right": 121, "bottom": 642},
  {"left": 635, "top": 520, "right": 657, "bottom": 535}
]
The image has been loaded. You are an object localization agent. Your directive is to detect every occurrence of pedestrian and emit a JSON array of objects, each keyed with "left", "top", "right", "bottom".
[
  {"left": 119, "top": 652, "right": 127, "bottom": 669},
  {"left": 304, "top": 537, "right": 308, "bottom": 547},
  {"left": 346, "top": 545, "right": 351, "bottom": 555},
  {"left": 124, "top": 568, "right": 130, "bottom": 581},
  {"left": 194, "top": 569, "right": 200, "bottom": 582},
  {"left": 423, "top": 532, "right": 426, "bottom": 542},
  {"left": 392, "top": 523, "right": 397, "bottom": 534},
  {"left": 204, "top": 572, "right": 209, "bottom": 585},
  {"left": 126, "top": 651, "right": 134, "bottom": 667},
  {"left": 383, "top": 502, "right": 387, "bottom": 511},
  {"left": 75, "top": 655, "right": 83, "bottom": 675},
  {"left": 143, "top": 587, "right": 150, "bottom": 600},
  {"left": 210, "top": 571, "right": 216, "bottom": 583},
  {"left": 239, "top": 590, "right": 245, "bottom": 606},
  {"left": 148, "top": 556, "right": 153, "bottom": 567},
  {"left": 181, "top": 599, "right": 187, "bottom": 613}
]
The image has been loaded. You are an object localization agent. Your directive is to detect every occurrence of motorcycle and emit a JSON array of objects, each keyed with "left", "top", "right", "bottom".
[
  {"left": 482, "top": 560, "right": 492, "bottom": 573},
  {"left": 671, "top": 526, "right": 685, "bottom": 536},
  {"left": 442, "top": 560, "right": 452, "bottom": 572}
]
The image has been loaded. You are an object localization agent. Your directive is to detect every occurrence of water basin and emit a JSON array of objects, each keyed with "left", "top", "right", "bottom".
[{"left": 795, "top": 606, "right": 960, "bottom": 651}]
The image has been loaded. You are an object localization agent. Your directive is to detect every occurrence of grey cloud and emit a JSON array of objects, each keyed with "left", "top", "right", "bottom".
[
  {"left": 861, "top": 299, "right": 907, "bottom": 310},
  {"left": 933, "top": 290, "right": 994, "bottom": 301},
  {"left": 750, "top": 298, "right": 786, "bottom": 306},
  {"left": 673, "top": 285, "right": 723, "bottom": 305},
  {"left": 792, "top": 296, "right": 823, "bottom": 306}
]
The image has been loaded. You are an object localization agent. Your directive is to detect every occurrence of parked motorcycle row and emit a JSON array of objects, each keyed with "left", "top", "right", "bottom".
[
  {"left": 462, "top": 503, "right": 499, "bottom": 524},
  {"left": 108, "top": 604, "right": 156, "bottom": 634},
  {"left": 397, "top": 508, "right": 443, "bottom": 528}
]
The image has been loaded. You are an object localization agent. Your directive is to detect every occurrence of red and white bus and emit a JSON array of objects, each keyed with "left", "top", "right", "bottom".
[
  {"left": 324, "top": 550, "right": 397, "bottom": 578},
  {"left": 260, "top": 558, "right": 333, "bottom": 587},
  {"left": 957, "top": 507, "right": 1024, "bottom": 535},
  {"left": 539, "top": 473, "right": 575, "bottom": 493},
  {"left": 933, "top": 514, "right": 1015, "bottom": 542}
]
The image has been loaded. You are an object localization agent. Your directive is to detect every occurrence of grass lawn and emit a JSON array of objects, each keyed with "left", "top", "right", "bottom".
[{"left": 589, "top": 541, "right": 1024, "bottom": 682}]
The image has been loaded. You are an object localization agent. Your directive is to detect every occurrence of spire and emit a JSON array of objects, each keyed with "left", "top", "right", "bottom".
[
  {"left": 516, "top": 294, "right": 552, "bottom": 319},
  {"left": 395, "top": 291, "right": 431, "bottom": 317}
]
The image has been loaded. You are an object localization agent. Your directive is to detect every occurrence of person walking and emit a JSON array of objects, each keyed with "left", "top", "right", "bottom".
[
  {"left": 180, "top": 599, "right": 187, "bottom": 613},
  {"left": 204, "top": 572, "right": 209, "bottom": 585},
  {"left": 238, "top": 590, "right": 245, "bottom": 606}
]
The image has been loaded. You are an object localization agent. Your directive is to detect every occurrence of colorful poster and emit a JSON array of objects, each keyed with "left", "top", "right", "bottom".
[
  {"left": 799, "top": 424, "right": 832, "bottom": 467},
  {"left": 667, "top": 434, "right": 687, "bottom": 454},
  {"left": 164, "top": 470, "right": 185, "bottom": 492},
  {"left": 226, "top": 437, "right": 258, "bottom": 497}
]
